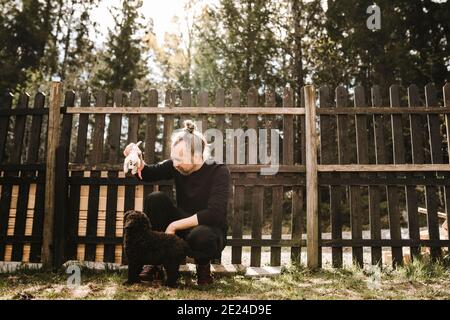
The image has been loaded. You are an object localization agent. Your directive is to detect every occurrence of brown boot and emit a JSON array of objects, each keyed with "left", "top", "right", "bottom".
[
  {"left": 196, "top": 263, "right": 213, "bottom": 286},
  {"left": 139, "top": 265, "right": 164, "bottom": 282}
]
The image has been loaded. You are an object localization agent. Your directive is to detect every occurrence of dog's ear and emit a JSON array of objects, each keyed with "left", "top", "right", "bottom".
[{"left": 123, "top": 210, "right": 134, "bottom": 224}]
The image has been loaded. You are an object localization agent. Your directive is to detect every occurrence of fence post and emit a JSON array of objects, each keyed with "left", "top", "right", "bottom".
[
  {"left": 42, "top": 81, "right": 62, "bottom": 268},
  {"left": 305, "top": 85, "right": 319, "bottom": 269}
]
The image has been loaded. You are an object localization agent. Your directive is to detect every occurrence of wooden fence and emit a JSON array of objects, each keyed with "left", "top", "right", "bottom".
[{"left": 0, "top": 81, "right": 449, "bottom": 269}]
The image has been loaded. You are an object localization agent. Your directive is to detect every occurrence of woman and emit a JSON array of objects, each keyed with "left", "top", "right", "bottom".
[{"left": 123, "top": 120, "right": 230, "bottom": 285}]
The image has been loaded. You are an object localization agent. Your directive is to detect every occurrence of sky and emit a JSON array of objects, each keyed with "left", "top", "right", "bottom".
[{"left": 90, "top": 0, "right": 211, "bottom": 46}]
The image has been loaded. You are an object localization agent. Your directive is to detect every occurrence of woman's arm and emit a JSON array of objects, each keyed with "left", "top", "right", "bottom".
[{"left": 165, "top": 214, "right": 199, "bottom": 234}]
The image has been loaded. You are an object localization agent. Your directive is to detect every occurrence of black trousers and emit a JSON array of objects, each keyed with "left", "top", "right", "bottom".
[{"left": 144, "top": 191, "right": 226, "bottom": 265}]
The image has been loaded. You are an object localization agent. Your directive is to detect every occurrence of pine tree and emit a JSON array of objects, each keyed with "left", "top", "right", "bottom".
[{"left": 93, "top": 0, "right": 148, "bottom": 93}]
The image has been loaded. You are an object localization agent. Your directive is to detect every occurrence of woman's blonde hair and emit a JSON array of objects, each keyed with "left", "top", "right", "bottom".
[{"left": 171, "top": 120, "right": 208, "bottom": 162}]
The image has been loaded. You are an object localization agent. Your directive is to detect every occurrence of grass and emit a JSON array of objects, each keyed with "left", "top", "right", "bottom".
[{"left": 1, "top": 256, "right": 449, "bottom": 300}]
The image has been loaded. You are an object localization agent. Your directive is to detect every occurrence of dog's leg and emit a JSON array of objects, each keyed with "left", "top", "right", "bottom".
[
  {"left": 125, "top": 261, "right": 142, "bottom": 285},
  {"left": 164, "top": 264, "right": 180, "bottom": 288}
]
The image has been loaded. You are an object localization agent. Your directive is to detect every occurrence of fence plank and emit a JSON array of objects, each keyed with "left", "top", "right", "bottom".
[
  {"left": 351, "top": 85, "right": 369, "bottom": 267},
  {"left": 373, "top": 85, "right": 403, "bottom": 266},
  {"left": 144, "top": 90, "right": 157, "bottom": 163},
  {"left": 215, "top": 88, "right": 225, "bottom": 138},
  {"left": 180, "top": 89, "right": 191, "bottom": 125},
  {"left": 85, "top": 91, "right": 107, "bottom": 261},
  {"left": 104, "top": 91, "right": 124, "bottom": 262},
  {"left": 389, "top": 85, "right": 409, "bottom": 264},
  {"left": 161, "top": 90, "right": 175, "bottom": 200},
  {"left": 319, "top": 85, "right": 339, "bottom": 266},
  {"left": 0, "top": 92, "right": 13, "bottom": 163},
  {"left": 333, "top": 86, "right": 350, "bottom": 268},
  {"left": 425, "top": 84, "right": 442, "bottom": 260},
  {"left": 305, "top": 85, "right": 319, "bottom": 269},
  {"left": 9, "top": 93, "right": 30, "bottom": 261},
  {"left": 27, "top": 93, "right": 46, "bottom": 262},
  {"left": 285, "top": 88, "right": 302, "bottom": 261},
  {"left": 67, "top": 92, "right": 90, "bottom": 260},
  {"left": 198, "top": 90, "right": 208, "bottom": 133},
  {"left": 230, "top": 89, "right": 243, "bottom": 264},
  {"left": 52, "top": 91, "right": 75, "bottom": 267},
  {"left": 444, "top": 83, "right": 450, "bottom": 162},
  {"left": 408, "top": 85, "right": 427, "bottom": 262},
  {"left": 248, "top": 87, "right": 263, "bottom": 267},
  {"left": 128, "top": 90, "right": 140, "bottom": 144},
  {"left": 268, "top": 88, "right": 282, "bottom": 266},
  {"left": 42, "top": 82, "right": 62, "bottom": 267}
]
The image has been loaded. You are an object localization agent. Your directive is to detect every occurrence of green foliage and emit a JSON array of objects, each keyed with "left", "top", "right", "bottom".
[{"left": 92, "top": 0, "right": 148, "bottom": 93}]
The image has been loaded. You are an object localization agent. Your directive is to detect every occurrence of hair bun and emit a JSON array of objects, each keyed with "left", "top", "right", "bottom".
[{"left": 184, "top": 120, "right": 197, "bottom": 134}]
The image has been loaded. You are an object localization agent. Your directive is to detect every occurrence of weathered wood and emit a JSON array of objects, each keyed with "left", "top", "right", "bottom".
[
  {"left": 425, "top": 84, "right": 443, "bottom": 164},
  {"left": 291, "top": 186, "right": 303, "bottom": 262},
  {"left": 50, "top": 91, "right": 74, "bottom": 267},
  {"left": 319, "top": 86, "right": 340, "bottom": 266},
  {"left": 305, "top": 85, "right": 319, "bottom": 269},
  {"left": 232, "top": 176, "right": 244, "bottom": 264},
  {"left": 388, "top": 85, "right": 412, "bottom": 262},
  {"left": 9, "top": 93, "right": 31, "bottom": 261},
  {"left": 26, "top": 93, "right": 45, "bottom": 164},
  {"left": 104, "top": 91, "right": 124, "bottom": 262},
  {"left": 64, "top": 105, "right": 450, "bottom": 115},
  {"left": 85, "top": 91, "right": 107, "bottom": 262},
  {"left": 269, "top": 88, "right": 282, "bottom": 265},
  {"left": 372, "top": 85, "right": 403, "bottom": 267},
  {"left": 128, "top": 90, "right": 141, "bottom": 144},
  {"left": 42, "top": 82, "right": 62, "bottom": 268},
  {"left": 67, "top": 92, "right": 90, "bottom": 260},
  {"left": 444, "top": 186, "right": 450, "bottom": 252},
  {"left": 350, "top": 85, "right": 368, "bottom": 267},
  {"left": 230, "top": 90, "right": 243, "bottom": 265},
  {"left": 331, "top": 86, "right": 350, "bottom": 268},
  {"left": 408, "top": 85, "right": 428, "bottom": 261},
  {"left": 74, "top": 92, "right": 90, "bottom": 164},
  {"left": 408, "top": 85, "right": 426, "bottom": 164},
  {"left": 198, "top": 90, "right": 209, "bottom": 133},
  {"left": 425, "top": 84, "right": 443, "bottom": 260},
  {"left": 215, "top": 88, "right": 225, "bottom": 138},
  {"left": 144, "top": 90, "right": 157, "bottom": 163},
  {"left": 248, "top": 87, "right": 263, "bottom": 267},
  {"left": 444, "top": 84, "right": 450, "bottom": 162},
  {"left": 283, "top": 88, "right": 294, "bottom": 165},
  {"left": 318, "top": 164, "right": 450, "bottom": 171},
  {"left": 65, "top": 106, "right": 306, "bottom": 115},
  {"left": 106, "top": 90, "right": 123, "bottom": 164},
  {"left": 89, "top": 91, "right": 107, "bottom": 164},
  {"left": 29, "top": 170, "right": 45, "bottom": 262},
  {"left": 180, "top": 89, "right": 191, "bottom": 124},
  {"left": 161, "top": 90, "right": 175, "bottom": 199},
  {"left": 0, "top": 92, "right": 13, "bottom": 163}
]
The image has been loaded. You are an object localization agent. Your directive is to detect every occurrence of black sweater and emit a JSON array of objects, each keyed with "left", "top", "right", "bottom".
[{"left": 137, "top": 160, "right": 230, "bottom": 234}]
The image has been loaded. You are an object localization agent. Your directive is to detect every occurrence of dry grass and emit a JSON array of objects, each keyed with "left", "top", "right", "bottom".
[{"left": 1, "top": 255, "right": 449, "bottom": 300}]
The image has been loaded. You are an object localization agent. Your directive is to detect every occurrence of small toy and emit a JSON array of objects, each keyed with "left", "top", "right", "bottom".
[{"left": 123, "top": 141, "right": 144, "bottom": 179}]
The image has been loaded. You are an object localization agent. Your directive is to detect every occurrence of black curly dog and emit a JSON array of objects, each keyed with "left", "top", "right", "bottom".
[{"left": 123, "top": 210, "right": 190, "bottom": 287}]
